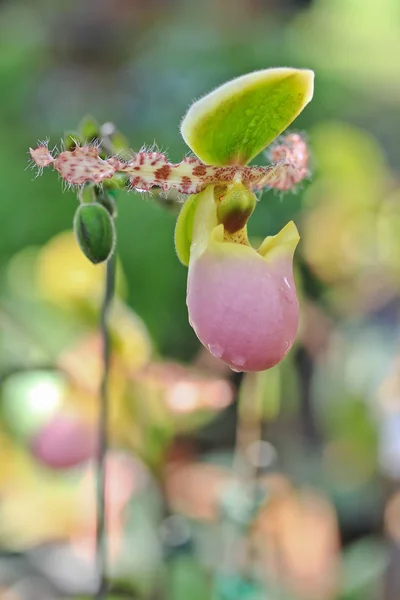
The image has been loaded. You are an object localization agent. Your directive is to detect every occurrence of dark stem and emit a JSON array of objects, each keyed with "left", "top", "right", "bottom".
[{"left": 95, "top": 252, "right": 116, "bottom": 600}]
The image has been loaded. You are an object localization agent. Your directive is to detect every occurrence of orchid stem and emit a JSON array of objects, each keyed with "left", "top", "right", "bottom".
[{"left": 95, "top": 251, "right": 116, "bottom": 600}]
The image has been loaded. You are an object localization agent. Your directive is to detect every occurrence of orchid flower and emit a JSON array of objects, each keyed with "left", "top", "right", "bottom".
[
  {"left": 177, "top": 68, "right": 314, "bottom": 372},
  {"left": 29, "top": 67, "right": 314, "bottom": 372}
]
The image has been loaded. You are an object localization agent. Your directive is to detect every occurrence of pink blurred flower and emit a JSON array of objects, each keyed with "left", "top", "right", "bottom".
[{"left": 31, "top": 413, "right": 96, "bottom": 470}]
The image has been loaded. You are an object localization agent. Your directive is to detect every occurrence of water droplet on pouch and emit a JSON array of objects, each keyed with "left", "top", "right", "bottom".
[
  {"left": 230, "top": 356, "right": 246, "bottom": 372},
  {"left": 281, "top": 277, "right": 294, "bottom": 304},
  {"left": 233, "top": 356, "right": 246, "bottom": 367},
  {"left": 208, "top": 343, "right": 223, "bottom": 359},
  {"left": 283, "top": 341, "right": 290, "bottom": 356},
  {"left": 230, "top": 366, "right": 242, "bottom": 373}
]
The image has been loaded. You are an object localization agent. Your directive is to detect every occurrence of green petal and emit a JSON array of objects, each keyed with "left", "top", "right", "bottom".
[
  {"left": 174, "top": 193, "right": 200, "bottom": 266},
  {"left": 181, "top": 67, "right": 314, "bottom": 166}
]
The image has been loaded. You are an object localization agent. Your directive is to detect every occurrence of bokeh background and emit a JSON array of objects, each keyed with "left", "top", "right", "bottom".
[{"left": 1, "top": 0, "right": 400, "bottom": 598}]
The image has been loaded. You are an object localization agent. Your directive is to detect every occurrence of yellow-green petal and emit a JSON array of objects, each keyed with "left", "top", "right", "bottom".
[
  {"left": 181, "top": 67, "right": 314, "bottom": 166},
  {"left": 174, "top": 192, "right": 200, "bottom": 266},
  {"left": 257, "top": 220, "right": 300, "bottom": 261}
]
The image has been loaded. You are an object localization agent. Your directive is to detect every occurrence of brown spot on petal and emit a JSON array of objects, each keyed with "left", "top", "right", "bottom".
[
  {"left": 181, "top": 176, "right": 192, "bottom": 192},
  {"left": 192, "top": 164, "right": 207, "bottom": 177},
  {"left": 154, "top": 165, "right": 172, "bottom": 181}
]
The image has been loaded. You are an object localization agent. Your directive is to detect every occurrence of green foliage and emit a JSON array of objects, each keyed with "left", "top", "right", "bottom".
[
  {"left": 168, "top": 557, "right": 211, "bottom": 600},
  {"left": 78, "top": 114, "right": 100, "bottom": 143}
]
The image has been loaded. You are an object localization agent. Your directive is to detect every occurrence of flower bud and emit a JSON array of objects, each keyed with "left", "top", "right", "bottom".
[
  {"left": 74, "top": 203, "right": 115, "bottom": 264},
  {"left": 63, "top": 131, "right": 81, "bottom": 151}
]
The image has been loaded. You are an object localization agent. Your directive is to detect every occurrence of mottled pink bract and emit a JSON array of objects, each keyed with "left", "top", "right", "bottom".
[{"left": 185, "top": 187, "right": 299, "bottom": 372}]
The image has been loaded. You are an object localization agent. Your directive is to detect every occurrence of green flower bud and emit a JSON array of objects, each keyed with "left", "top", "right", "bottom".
[
  {"left": 215, "top": 182, "right": 256, "bottom": 233},
  {"left": 63, "top": 131, "right": 81, "bottom": 151},
  {"left": 73, "top": 203, "right": 115, "bottom": 264},
  {"left": 79, "top": 114, "right": 100, "bottom": 142}
]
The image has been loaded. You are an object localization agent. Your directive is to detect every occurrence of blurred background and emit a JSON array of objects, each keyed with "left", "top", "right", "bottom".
[{"left": 1, "top": 0, "right": 400, "bottom": 598}]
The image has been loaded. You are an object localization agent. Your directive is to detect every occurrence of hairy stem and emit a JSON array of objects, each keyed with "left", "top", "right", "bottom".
[
  {"left": 30, "top": 132, "right": 310, "bottom": 195},
  {"left": 95, "top": 252, "right": 116, "bottom": 600}
]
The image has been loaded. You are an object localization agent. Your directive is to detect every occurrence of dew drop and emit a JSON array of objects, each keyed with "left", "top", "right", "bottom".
[
  {"left": 230, "top": 355, "right": 246, "bottom": 372},
  {"left": 208, "top": 343, "right": 223, "bottom": 359},
  {"left": 281, "top": 277, "right": 294, "bottom": 304},
  {"left": 232, "top": 355, "right": 246, "bottom": 367},
  {"left": 230, "top": 366, "right": 242, "bottom": 373},
  {"left": 283, "top": 341, "right": 290, "bottom": 356}
]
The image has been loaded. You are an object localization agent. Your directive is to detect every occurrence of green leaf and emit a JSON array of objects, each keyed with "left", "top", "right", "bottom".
[
  {"left": 174, "top": 193, "right": 200, "bottom": 266},
  {"left": 168, "top": 557, "right": 210, "bottom": 600},
  {"left": 340, "top": 538, "right": 388, "bottom": 600},
  {"left": 181, "top": 67, "right": 314, "bottom": 166},
  {"left": 78, "top": 114, "right": 100, "bottom": 142}
]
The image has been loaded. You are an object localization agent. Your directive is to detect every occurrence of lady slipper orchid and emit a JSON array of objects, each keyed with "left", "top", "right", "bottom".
[
  {"left": 185, "top": 185, "right": 299, "bottom": 372},
  {"left": 29, "top": 67, "right": 314, "bottom": 371},
  {"left": 177, "top": 68, "right": 314, "bottom": 372}
]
